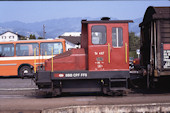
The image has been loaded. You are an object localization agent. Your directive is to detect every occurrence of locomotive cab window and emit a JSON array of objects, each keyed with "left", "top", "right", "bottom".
[
  {"left": 112, "top": 27, "right": 123, "bottom": 47},
  {"left": 91, "top": 25, "right": 106, "bottom": 45}
]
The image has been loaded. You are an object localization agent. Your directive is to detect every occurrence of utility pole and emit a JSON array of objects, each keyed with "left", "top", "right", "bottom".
[{"left": 43, "top": 25, "right": 46, "bottom": 39}]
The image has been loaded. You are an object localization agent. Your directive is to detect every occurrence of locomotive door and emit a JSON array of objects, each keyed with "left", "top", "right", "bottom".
[
  {"left": 88, "top": 24, "right": 129, "bottom": 71},
  {"left": 108, "top": 24, "right": 129, "bottom": 70}
]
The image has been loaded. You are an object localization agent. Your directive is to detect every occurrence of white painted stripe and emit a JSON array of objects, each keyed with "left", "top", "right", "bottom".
[
  {"left": 0, "top": 88, "right": 38, "bottom": 91},
  {"left": 0, "top": 56, "right": 53, "bottom": 61},
  {"left": 0, "top": 63, "right": 17, "bottom": 66}
]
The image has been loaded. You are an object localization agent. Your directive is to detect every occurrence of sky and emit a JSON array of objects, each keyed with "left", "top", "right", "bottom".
[{"left": 0, "top": 1, "right": 169, "bottom": 23}]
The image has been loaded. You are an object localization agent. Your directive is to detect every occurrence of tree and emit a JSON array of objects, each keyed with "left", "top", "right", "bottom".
[
  {"left": 29, "top": 34, "right": 36, "bottom": 40},
  {"left": 20, "top": 36, "right": 27, "bottom": 40},
  {"left": 129, "top": 32, "right": 140, "bottom": 58},
  {"left": 38, "top": 37, "right": 44, "bottom": 39}
]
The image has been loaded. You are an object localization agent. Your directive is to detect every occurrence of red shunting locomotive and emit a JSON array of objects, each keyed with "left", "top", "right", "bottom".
[{"left": 34, "top": 17, "right": 133, "bottom": 96}]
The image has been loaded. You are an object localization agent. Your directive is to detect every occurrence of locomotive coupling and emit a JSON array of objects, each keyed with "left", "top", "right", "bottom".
[{"left": 129, "top": 69, "right": 147, "bottom": 76}]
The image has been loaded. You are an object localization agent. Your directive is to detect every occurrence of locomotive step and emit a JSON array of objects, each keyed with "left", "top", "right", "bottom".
[{"left": 109, "top": 79, "right": 127, "bottom": 82}]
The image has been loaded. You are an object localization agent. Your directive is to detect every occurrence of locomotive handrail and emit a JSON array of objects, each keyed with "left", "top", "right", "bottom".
[
  {"left": 108, "top": 43, "right": 111, "bottom": 64},
  {"left": 125, "top": 43, "right": 127, "bottom": 63},
  {"left": 51, "top": 47, "right": 54, "bottom": 72}
]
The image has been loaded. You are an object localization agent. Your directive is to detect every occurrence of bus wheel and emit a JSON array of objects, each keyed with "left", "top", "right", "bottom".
[{"left": 19, "top": 66, "right": 32, "bottom": 78}]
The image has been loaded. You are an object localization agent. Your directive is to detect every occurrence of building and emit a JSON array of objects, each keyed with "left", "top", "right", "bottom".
[
  {"left": 59, "top": 32, "right": 81, "bottom": 50},
  {"left": 61, "top": 32, "right": 81, "bottom": 37},
  {"left": 0, "top": 31, "right": 26, "bottom": 42}
]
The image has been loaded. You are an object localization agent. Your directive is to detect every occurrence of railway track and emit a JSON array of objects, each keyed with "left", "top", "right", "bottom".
[
  {"left": 1, "top": 86, "right": 170, "bottom": 98},
  {"left": 1, "top": 76, "right": 170, "bottom": 97}
]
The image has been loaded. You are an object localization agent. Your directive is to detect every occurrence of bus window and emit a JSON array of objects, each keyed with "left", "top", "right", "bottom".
[
  {"left": 40, "top": 42, "right": 63, "bottom": 55},
  {"left": 16, "top": 43, "right": 39, "bottom": 56},
  {"left": 0, "top": 44, "right": 14, "bottom": 57}
]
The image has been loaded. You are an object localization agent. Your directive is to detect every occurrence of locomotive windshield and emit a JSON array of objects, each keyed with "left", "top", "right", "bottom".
[{"left": 91, "top": 25, "right": 106, "bottom": 45}]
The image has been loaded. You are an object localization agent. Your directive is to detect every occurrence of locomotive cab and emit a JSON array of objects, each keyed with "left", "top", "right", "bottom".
[
  {"left": 35, "top": 18, "right": 133, "bottom": 96},
  {"left": 83, "top": 19, "right": 130, "bottom": 71}
]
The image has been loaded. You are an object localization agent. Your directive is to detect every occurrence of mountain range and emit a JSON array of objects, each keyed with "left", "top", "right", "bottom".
[{"left": 0, "top": 17, "right": 143, "bottom": 38}]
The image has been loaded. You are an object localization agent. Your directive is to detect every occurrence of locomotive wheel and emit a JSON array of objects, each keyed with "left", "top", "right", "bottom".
[
  {"left": 114, "top": 91, "right": 125, "bottom": 96},
  {"left": 107, "top": 90, "right": 125, "bottom": 96},
  {"left": 19, "top": 66, "right": 32, "bottom": 78}
]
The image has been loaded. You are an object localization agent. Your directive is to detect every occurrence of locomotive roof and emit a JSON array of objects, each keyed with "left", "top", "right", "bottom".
[
  {"left": 140, "top": 6, "right": 170, "bottom": 26},
  {"left": 81, "top": 19, "right": 133, "bottom": 24}
]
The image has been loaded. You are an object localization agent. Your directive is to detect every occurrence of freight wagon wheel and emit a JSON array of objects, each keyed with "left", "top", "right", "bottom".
[{"left": 19, "top": 66, "right": 32, "bottom": 78}]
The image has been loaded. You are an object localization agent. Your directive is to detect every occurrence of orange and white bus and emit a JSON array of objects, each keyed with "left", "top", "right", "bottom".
[{"left": 0, "top": 39, "right": 66, "bottom": 77}]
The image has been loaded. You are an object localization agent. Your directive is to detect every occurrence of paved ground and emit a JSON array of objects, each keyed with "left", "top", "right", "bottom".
[
  {"left": 0, "top": 78, "right": 38, "bottom": 96},
  {"left": 1, "top": 94, "right": 170, "bottom": 111},
  {"left": 0, "top": 78, "right": 37, "bottom": 89},
  {"left": 1, "top": 77, "right": 170, "bottom": 112}
]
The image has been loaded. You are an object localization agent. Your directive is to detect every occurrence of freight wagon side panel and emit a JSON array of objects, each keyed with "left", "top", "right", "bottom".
[{"left": 160, "top": 20, "right": 170, "bottom": 75}]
